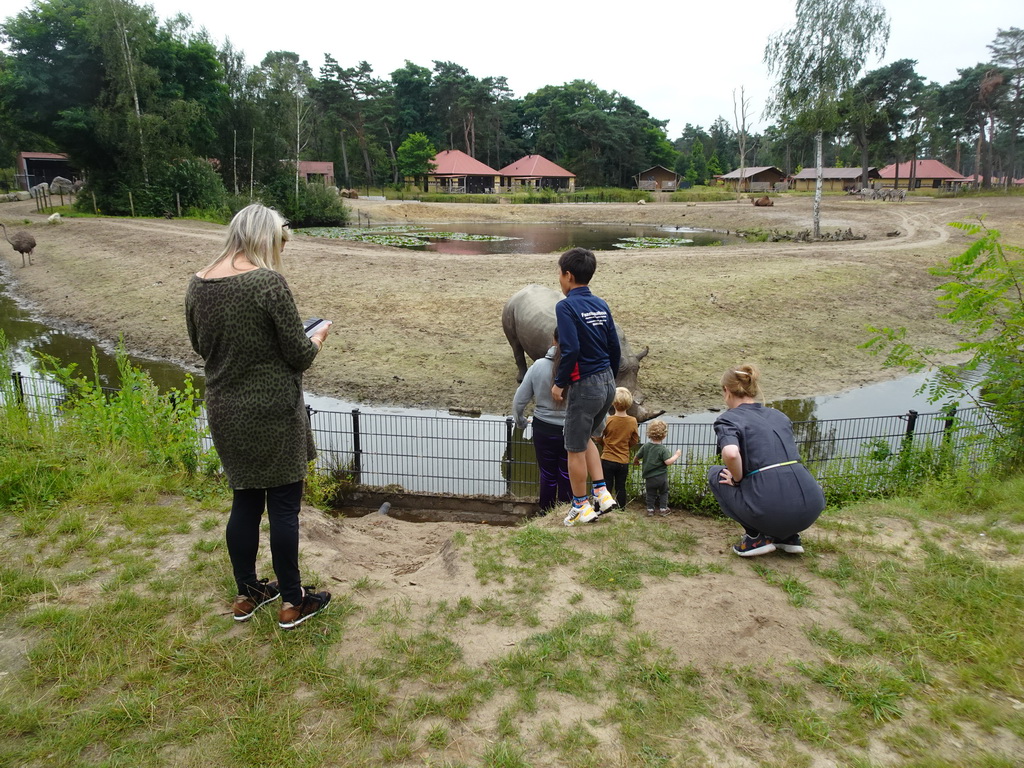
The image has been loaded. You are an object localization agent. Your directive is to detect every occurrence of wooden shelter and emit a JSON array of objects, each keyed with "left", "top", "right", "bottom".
[
  {"left": 791, "top": 167, "right": 880, "bottom": 192},
  {"left": 427, "top": 150, "right": 501, "bottom": 194},
  {"left": 499, "top": 155, "right": 575, "bottom": 192},
  {"left": 16, "top": 151, "right": 78, "bottom": 191},
  {"left": 634, "top": 165, "right": 679, "bottom": 191},
  {"left": 718, "top": 166, "right": 786, "bottom": 192}
]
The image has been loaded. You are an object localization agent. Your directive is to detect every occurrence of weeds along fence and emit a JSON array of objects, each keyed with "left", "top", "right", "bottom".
[{"left": 8, "top": 372, "right": 1013, "bottom": 506}]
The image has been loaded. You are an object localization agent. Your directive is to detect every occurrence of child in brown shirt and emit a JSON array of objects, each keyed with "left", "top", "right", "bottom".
[{"left": 599, "top": 387, "right": 640, "bottom": 509}]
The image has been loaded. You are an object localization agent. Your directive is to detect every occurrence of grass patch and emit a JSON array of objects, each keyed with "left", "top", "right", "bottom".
[{"left": 1, "top": 348, "right": 1023, "bottom": 764}]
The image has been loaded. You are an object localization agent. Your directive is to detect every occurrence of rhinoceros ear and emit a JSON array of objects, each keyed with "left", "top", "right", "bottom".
[{"left": 636, "top": 346, "right": 649, "bottom": 361}]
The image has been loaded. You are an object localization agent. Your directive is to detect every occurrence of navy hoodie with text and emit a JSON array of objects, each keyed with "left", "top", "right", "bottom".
[{"left": 553, "top": 286, "right": 621, "bottom": 388}]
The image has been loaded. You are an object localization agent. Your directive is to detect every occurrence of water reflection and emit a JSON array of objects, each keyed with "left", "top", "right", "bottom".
[
  {"left": 1, "top": 282, "right": 200, "bottom": 394},
  {"left": 330, "top": 222, "right": 735, "bottom": 255}
]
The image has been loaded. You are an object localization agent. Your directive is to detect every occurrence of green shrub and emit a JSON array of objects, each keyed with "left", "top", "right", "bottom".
[
  {"left": 74, "top": 158, "right": 229, "bottom": 218},
  {"left": 669, "top": 186, "right": 737, "bottom": 202},
  {"left": 36, "top": 343, "right": 214, "bottom": 475},
  {"left": 291, "top": 182, "right": 349, "bottom": 227}
]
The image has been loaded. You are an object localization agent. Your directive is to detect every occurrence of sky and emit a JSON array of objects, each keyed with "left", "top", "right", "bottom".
[{"left": 5, "top": 0, "right": 1021, "bottom": 137}]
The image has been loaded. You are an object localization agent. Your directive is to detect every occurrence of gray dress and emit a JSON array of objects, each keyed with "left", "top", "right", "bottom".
[
  {"left": 185, "top": 269, "right": 318, "bottom": 490},
  {"left": 708, "top": 403, "right": 824, "bottom": 539}
]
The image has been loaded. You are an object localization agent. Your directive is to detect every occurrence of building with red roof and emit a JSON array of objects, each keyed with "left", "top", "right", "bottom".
[
  {"left": 427, "top": 150, "right": 501, "bottom": 194},
  {"left": 878, "top": 159, "right": 969, "bottom": 189},
  {"left": 499, "top": 155, "right": 576, "bottom": 192}
]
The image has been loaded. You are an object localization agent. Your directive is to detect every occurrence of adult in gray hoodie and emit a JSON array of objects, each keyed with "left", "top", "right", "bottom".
[{"left": 512, "top": 333, "right": 571, "bottom": 512}]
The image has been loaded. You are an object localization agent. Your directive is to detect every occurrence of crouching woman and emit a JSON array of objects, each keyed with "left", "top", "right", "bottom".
[{"left": 708, "top": 364, "right": 825, "bottom": 557}]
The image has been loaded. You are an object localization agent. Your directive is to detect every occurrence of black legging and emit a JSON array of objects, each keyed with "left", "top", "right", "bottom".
[
  {"left": 602, "top": 459, "right": 630, "bottom": 508},
  {"left": 226, "top": 480, "right": 303, "bottom": 605}
]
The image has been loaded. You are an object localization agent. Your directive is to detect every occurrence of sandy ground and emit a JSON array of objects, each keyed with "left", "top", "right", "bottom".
[
  {"left": 2, "top": 193, "right": 1021, "bottom": 416},
  {"left": 24, "top": 494, "right": 1016, "bottom": 765}
]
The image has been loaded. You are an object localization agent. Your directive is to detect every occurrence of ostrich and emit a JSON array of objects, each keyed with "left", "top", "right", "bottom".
[{"left": 0, "top": 223, "right": 36, "bottom": 267}]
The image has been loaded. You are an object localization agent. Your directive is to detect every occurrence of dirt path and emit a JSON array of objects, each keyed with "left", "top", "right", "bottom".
[{"left": 2, "top": 194, "right": 1020, "bottom": 415}]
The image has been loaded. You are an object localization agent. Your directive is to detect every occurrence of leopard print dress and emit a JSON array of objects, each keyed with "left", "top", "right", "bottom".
[{"left": 185, "top": 269, "right": 318, "bottom": 489}]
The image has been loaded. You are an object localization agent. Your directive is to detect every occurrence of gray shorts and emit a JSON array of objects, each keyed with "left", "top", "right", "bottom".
[{"left": 563, "top": 367, "right": 615, "bottom": 453}]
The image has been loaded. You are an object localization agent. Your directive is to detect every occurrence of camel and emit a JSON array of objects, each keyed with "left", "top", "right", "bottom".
[
  {"left": 0, "top": 223, "right": 36, "bottom": 267},
  {"left": 752, "top": 196, "right": 774, "bottom": 207}
]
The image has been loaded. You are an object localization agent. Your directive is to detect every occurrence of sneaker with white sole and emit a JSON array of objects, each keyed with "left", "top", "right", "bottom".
[
  {"left": 563, "top": 500, "right": 598, "bottom": 526},
  {"left": 233, "top": 578, "right": 280, "bottom": 622},
  {"left": 774, "top": 534, "right": 805, "bottom": 554},
  {"left": 732, "top": 534, "right": 776, "bottom": 557},
  {"left": 278, "top": 587, "right": 331, "bottom": 629},
  {"left": 593, "top": 486, "right": 617, "bottom": 515}
]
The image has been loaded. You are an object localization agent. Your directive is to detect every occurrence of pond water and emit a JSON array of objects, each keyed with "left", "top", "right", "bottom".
[{"left": 299, "top": 222, "right": 738, "bottom": 255}]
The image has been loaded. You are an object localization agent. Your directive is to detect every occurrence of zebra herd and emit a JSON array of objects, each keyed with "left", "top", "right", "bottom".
[{"left": 853, "top": 187, "right": 906, "bottom": 202}]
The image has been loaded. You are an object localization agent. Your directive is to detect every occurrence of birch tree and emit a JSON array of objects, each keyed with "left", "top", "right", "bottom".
[
  {"left": 765, "top": 0, "right": 889, "bottom": 237},
  {"left": 733, "top": 86, "right": 751, "bottom": 192},
  {"left": 90, "top": 0, "right": 160, "bottom": 185}
]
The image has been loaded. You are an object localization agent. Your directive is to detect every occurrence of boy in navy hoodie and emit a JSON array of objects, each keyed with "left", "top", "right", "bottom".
[{"left": 550, "top": 248, "right": 621, "bottom": 526}]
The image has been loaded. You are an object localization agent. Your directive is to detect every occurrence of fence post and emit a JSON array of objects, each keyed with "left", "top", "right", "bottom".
[
  {"left": 942, "top": 405, "right": 957, "bottom": 444},
  {"left": 505, "top": 417, "right": 514, "bottom": 496},
  {"left": 903, "top": 409, "right": 919, "bottom": 440},
  {"left": 12, "top": 371, "right": 24, "bottom": 406},
  {"left": 351, "top": 409, "right": 362, "bottom": 480},
  {"left": 900, "top": 409, "right": 919, "bottom": 458}
]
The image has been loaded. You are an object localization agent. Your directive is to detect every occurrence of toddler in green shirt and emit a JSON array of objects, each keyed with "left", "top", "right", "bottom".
[{"left": 634, "top": 419, "right": 681, "bottom": 516}]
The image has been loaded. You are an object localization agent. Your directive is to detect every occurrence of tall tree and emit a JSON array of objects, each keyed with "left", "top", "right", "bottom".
[
  {"left": 765, "top": 0, "right": 889, "bottom": 237},
  {"left": 396, "top": 132, "right": 436, "bottom": 190},
  {"left": 943, "top": 64, "right": 1008, "bottom": 186},
  {"left": 522, "top": 80, "right": 671, "bottom": 186},
  {"left": 254, "top": 51, "right": 314, "bottom": 199},
  {"left": 390, "top": 61, "right": 437, "bottom": 145},
  {"left": 988, "top": 27, "right": 1024, "bottom": 181},
  {"left": 708, "top": 117, "right": 737, "bottom": 170},
  {"left": 314, "top": 58, "right": 387, "bottom": 186},
  {"left": 842, "top": 59, "right": 923, "bottom": 187},
  {"left": 1, "top": 0, "right": 107, "bottom": 169},
  {"left": 685, "top": 139, "right": 708, "bottom": 186}
]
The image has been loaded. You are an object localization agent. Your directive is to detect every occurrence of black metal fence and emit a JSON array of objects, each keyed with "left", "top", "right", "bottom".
[{"left": 7, "top": 372, "right": 1011, "bottom": 501}]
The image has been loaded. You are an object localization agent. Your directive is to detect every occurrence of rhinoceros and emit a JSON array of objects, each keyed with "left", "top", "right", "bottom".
[{"left": 502, "top": 284, "right": 662, "bottom": 422}]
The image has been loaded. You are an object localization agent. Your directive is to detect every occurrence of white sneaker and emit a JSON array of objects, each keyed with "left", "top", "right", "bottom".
[
  {"left": 593, "top": 486, "right": 617, "bottom": 514},
  {"left": 564, "top": 500, "right": 598, "bottom": 526}
]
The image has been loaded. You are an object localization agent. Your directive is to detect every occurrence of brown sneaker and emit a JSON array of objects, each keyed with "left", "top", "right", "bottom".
[
  {"left": 278, "top": 587, "right": 331, "bottom": 630},
  {"left": 233, "top": 578, "right": 280, "bottom": 622}
]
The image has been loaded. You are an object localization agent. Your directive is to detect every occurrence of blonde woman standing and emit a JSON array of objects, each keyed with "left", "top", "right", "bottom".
[{"left": 185, "top": 203, "right": 332, "bottom": 629}]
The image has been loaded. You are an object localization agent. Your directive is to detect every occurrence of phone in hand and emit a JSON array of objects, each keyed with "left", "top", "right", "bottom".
[{"left": 304, "top": 317, "right": 331, "bottom": 338}]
